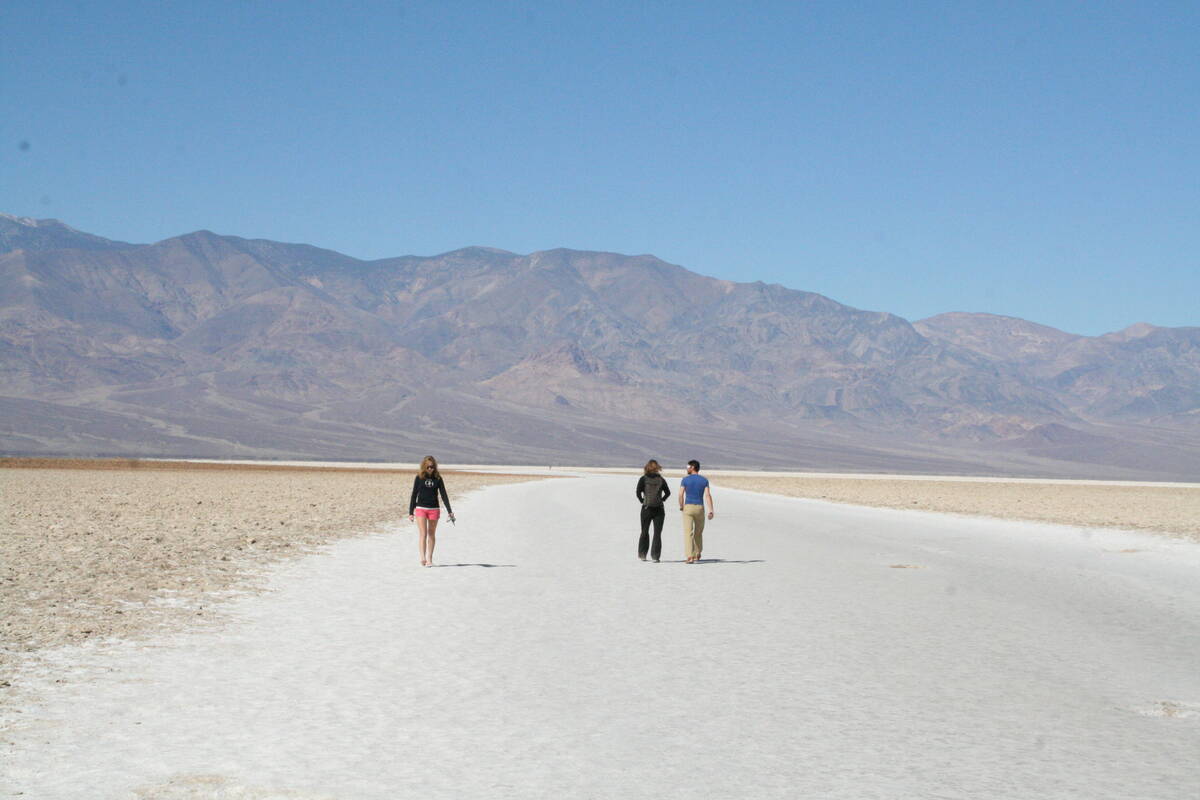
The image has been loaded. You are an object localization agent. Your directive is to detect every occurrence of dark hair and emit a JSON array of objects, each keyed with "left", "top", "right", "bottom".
[
  {"left": 687, "top": 459, "right": 701, "bottom": 472},
  {"left": 644, "top": 459, "right": 661, "bottom": 475}
]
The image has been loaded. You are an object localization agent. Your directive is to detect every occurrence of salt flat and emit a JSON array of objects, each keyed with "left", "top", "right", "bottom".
[{"left": 4, "top": 474, "right": 1200, "bottom": 799}]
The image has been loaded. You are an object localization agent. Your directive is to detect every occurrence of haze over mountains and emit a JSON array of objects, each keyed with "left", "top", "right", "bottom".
[{"left": 2, "top": 212, "right": 1198, "bottom": 479}]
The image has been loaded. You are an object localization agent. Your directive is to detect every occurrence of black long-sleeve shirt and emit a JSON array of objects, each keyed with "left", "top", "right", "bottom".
[
  {"left": 409, "top": 474, "right": 452, "bottom": 515},
  {"left": 636, "top": 474, "right": 671, "bottom": 507}
]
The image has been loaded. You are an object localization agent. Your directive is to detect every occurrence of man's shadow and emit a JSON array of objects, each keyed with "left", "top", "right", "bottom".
[
  {"left": 656, "top": 558, "right": 765, "bottom": 564},
  {"left": 433, "top": 563, "right": 516, "bottom": 568}
]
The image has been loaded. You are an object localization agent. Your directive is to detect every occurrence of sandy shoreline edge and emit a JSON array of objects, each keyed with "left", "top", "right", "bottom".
[
  {"left": 716, "top": 474, "right": 1200, "bottom": 543},
  {"left": 4, "top": 457, "right": 1197, "bottom": 683},
  {"left": 1, "top": 460, "right": 544, "bottom": 675}
]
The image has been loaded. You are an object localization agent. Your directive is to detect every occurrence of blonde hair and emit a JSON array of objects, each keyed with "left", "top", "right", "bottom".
[
  {"left": 419, "top": 455, "right": 441, "bottom": 480},
  {"left": 643, "top": 459, "right": 661, "bottom": 476}
]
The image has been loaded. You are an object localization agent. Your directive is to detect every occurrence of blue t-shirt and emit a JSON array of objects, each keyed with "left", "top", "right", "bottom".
[{"left": 681, "top": 474, "right": 709, "bottom": 505}]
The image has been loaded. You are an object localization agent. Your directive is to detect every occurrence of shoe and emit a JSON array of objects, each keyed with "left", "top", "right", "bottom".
[{"left": 652, "top": 559, "right": 660, "bottom": 563}]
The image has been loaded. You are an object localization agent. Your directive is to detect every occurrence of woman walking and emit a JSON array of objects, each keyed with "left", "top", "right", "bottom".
[
  {"left": 635, "top": 459, "right": 671, "bottom": 562},
  {"left": 409, "top": 455, "right": 455, "bottom": 567}
]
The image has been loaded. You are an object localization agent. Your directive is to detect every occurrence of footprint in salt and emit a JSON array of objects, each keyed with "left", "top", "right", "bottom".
[{"left": 1130, "top": 700, "right": 1200, "bottom": 720}]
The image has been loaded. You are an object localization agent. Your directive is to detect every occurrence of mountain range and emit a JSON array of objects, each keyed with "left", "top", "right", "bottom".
[{"left": 2, "top": 212, "right": 1198, "bottom": 479}]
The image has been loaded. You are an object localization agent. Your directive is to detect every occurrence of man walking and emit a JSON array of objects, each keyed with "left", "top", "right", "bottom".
[{"left": 679, "top": 459, "right": 714, "bottom": 563}]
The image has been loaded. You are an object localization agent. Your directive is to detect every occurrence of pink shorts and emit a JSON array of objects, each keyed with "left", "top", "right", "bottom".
[{"left": 413, "top": 507, "right": 441, "bottom": 521}]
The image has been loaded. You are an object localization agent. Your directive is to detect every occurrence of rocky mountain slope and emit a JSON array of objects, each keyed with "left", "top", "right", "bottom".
[{"left": 2, "top": 215, "right": 1197, "bottom": 478}]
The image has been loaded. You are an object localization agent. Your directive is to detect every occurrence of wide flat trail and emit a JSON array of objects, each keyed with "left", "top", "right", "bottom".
[{"left": 6, "top": 474, "right": 1200, "bottom": 799}]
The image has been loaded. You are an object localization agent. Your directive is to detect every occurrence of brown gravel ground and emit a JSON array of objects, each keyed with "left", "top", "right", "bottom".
[
  {"left": 0, "top": 460, "right": 541, "bottom": 675},
  {"left": 715, "top": 475, "right": 1200, "bottom": 541}
]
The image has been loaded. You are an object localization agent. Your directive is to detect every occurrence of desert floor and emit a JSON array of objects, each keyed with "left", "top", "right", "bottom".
[
  {"left": 711, "top": 473, "right": 1200, "bottom": 541},
  {"left": 0, "top": 460, "right": 542, "bottom": 664},
  {"left": 3, "top": 468, "right": 1199, "bottom": 798}
]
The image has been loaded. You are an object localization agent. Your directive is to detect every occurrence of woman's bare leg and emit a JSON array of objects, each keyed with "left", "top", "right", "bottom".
[
  {"left": 416, "top": 515, "right": 429, "bottom": 565},
  {"left": 425, "top": 518, "right": 439, "bottom": 565}
]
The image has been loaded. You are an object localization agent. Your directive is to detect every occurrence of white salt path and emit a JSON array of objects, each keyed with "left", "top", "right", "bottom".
[{"left": 5, "top": 475, "right": 1200, "bottom": 799}]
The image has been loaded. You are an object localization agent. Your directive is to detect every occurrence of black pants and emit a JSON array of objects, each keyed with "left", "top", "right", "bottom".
[{"left": 639, "top": 505, "right": 665, "bottom": 560}]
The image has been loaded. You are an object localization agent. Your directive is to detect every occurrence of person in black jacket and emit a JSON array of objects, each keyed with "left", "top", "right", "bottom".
[
  {"left": 635, "top": 459, "right": 671, "bottom": 562},
  {"left": 409, "top": 455, "right": 455, "bottom": 567}
]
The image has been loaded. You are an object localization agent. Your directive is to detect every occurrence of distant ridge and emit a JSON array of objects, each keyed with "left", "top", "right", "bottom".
[
  {"left": 0, "top": 213, "right": 137, "bottom": 252},
  {"left": 1, "top": 214, "right": 1197, "bottom": 478}
]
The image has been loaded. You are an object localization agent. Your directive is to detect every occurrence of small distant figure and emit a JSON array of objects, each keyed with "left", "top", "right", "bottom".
[
  {"left": 679, "top": 459, "right": 714, "bottom": 564},
  {"left": 635, "top": 459, "right": 671, "bottom": 562},
  {"left": 409, "top": 455, "right": 455, "bottom": 567}
]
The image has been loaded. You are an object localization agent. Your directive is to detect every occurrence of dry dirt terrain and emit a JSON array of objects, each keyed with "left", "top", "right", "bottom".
[
  {"left": 6, "top": 460, "right": 1198, "bottom": 680},
  {"left": 7, "top": 471, "right": 1200, "bottom": 798},
  {"left": 716, "top": 474, "right": 1200, "bottom": 541},
  {"left": 0, "top": 459, "right": 540, "bottom": 671}
]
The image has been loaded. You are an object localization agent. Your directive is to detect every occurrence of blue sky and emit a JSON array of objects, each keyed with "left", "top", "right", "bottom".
[{"left": 2, "top": 1, "right": 1196, "bottom": 335}]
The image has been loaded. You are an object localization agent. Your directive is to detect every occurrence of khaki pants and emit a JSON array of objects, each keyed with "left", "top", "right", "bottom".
[{"left": 682, "top": 503, "right": 706, "bottom": 560}]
